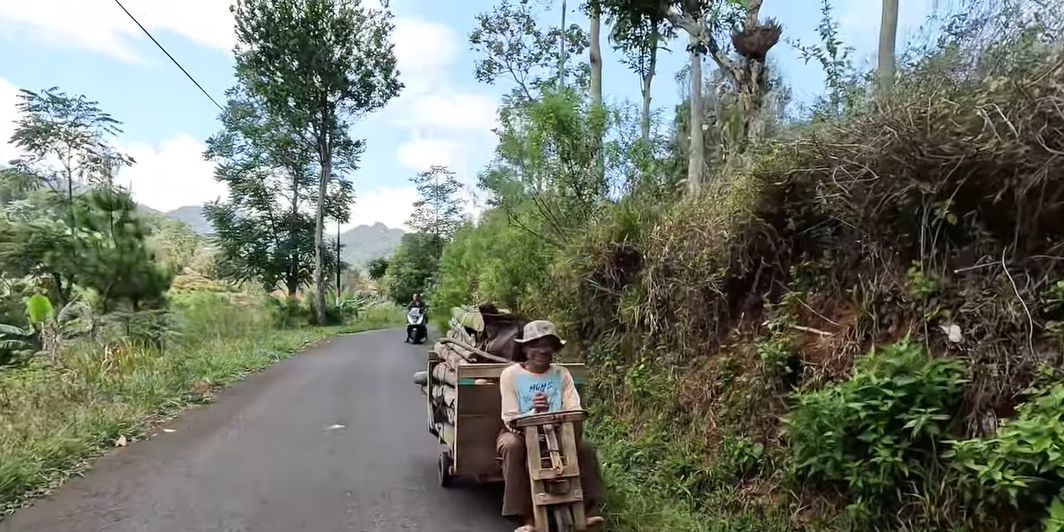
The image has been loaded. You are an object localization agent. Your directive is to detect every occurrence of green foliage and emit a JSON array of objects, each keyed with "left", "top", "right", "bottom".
[
  {"left": 785, "top": 339, "right": 966, "bottom": 515},
  {"left": 407, "top": 165, "right": 466, "bottom": 241},
  {"left": 757, "top": 331, "right": 797, "bottom": 386},
  {"left": 386, "top": 166, "right": 469, "bottom": 306},
  {"left": 432, "top": 208, "right": 552, "bottom": 314},
  {"left": 469, "top": 0, "right": 589, "bottom": 99},
  {"left": 24, "top": 294, "right": 53, "bottom": 326},
  {"left": 8, "top": 87, "right": 132, "bottom": 197},
  {"left": 949, "top": 384, "right": 1064, "bottom": 525},
  {"left": 366, "top": 257, "right": 388, "bottom": 280},
  {"left": 790, "top": 0, "right": 868, "bottom": 120},
  {"left": 590, "top": 414, "right": 788, "bottom": 532},
  {"left": 386, "top": 233, "right": 442, "bottom": 305},
  {"left": 143, "top": 215, "right": 204, "bottom": 274},
  {"left": 72, "top": 188, "right": 173, "bottom": 311},
  {"left": 204, "top": 87, "right": 349, "bottom": 294}
]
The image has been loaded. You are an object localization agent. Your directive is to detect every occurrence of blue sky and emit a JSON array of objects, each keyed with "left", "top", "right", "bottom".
[{"left": 0, "top": 0, "right": 934, "bottom": 229}]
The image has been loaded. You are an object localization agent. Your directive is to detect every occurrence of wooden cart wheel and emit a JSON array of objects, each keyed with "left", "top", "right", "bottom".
[
  {"left": 551, "top": 505, "right": 575, "bottom": 532},
  {"left": 438, "top": 450, "right": 454, "bottom": 488}
]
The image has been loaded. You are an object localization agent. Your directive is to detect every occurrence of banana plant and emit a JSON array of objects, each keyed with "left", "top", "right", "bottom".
[{"left": 26, "top": 293, "right": 92, "bottom": 365}]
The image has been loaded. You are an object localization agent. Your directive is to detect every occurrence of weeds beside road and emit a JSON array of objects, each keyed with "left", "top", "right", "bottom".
[{"left": 0, "top": 293, "right": 403, "bottom": 518}]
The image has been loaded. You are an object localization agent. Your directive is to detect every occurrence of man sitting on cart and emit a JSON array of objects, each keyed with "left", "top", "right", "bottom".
[{"left": 497, "top": 320, "right": 606, "bottom": 532}]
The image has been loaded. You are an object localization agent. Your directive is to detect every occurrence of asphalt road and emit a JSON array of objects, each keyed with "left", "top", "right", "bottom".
[{"left": 1, "top": 330, "right": 511, "bottom": 532}]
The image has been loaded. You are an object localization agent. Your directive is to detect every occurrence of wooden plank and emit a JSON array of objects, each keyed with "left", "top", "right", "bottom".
[
  {"left": 573, "top": 500, "right": 587, "bottom": 531},
  {"left": 452, "top": 384, "right": 504, "bottom": 477},
  {"left": 511, "top": 410, "right": 588, "bottom": 428},
  {"left": 530, "top": 464, "right": 579, "bottom": 481},
  {"left": 533, "top": 489, "right": 584, "bottom": 506},
  {"left": 525, "top": 427, "right": 549, "bottom": 531}
]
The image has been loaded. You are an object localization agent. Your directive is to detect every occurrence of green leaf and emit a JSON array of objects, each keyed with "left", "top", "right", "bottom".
[{"left": 26, "top": 294, "right": 54, "bottom": 325}]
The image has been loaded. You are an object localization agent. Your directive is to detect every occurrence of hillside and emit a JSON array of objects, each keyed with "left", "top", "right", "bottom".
[
  {"left": 165, "top": 205, "right": 213, "bottom": 235},
  {"left": 338, "top": 222, "right": 404, "bottom": 266},
  {"left": 148, "top": 204, "right": 403, "bottom": 266}
]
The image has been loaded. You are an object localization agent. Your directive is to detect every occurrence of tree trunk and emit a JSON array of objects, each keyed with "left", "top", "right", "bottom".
[
  {"left": 590, "top": 10, "right": 602, "bottom": 108},
  {"left": 288, "top": 173, "right": 300, "bottom": 297},
  {"left": 738, "top": 62, "right": 767, "bottom": 147},
  {"left": 877, "top": 0, "right": 899, "bottom": 99},
  {"left": 313, "top": 146, "right": 330, "bottom": 325},
  {"left": 335, "top": 222, "right": 342, "bottom": 305},
  {"left": 687, "top": 43, "right": 704, "bottom": 194},
  {"left": 285, "top": 273, "right": 298, "bottom": 297},
  {"left": 640, "top": 31, "right": 658, "bottom": 144},
  {"left": 558, "top": 0, "right": 568, "bottom": 84}
]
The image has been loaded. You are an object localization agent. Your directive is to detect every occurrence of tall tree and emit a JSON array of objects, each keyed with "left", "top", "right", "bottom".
[
  {"left": 9, "top": 88, "right": 133, "bottom": 234},
  {"left": 606, "top": 0, "right": 781, "bottom": 191},
  {"left": 589, "top": 5, "right": 603, "bottom": 108},
  {"left": 204, "top": 87, "right": 352, "bottom": 294},
  {"left": 407, "top": 165, "right": 466, "bottom": 245},
  {"left": 470, "top": 0, "right": 589, "bottom": 101},
  {"left": 877, "top": 0, "right": 899, "bottom": 98},
  {"left": 232, "top": 0, "right": 402, "bottom": 323},
  {"left": 594, "top": 0, "right": 672, "bottom": 143}
]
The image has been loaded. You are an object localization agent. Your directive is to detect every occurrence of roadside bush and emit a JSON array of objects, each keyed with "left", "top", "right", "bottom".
[
  {"left": 264, "top": 295, "right": 310, "bottom": 329},
  {"left": 171, "top": 291, "right": 271, "bottom": 342},
  {"left": 784, "top": 339, "right": 966, "bottom": 520},
  {"left": 950, "top": 382, "right": 1064, "bottom": 529}
]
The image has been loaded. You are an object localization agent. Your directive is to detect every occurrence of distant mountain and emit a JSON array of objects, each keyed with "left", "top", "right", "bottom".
[
  {"left": 147, "top": 203, "right": 403, "bottom": 267},
  {"left": 166, "top": 205, "right": 213, "bottom": 235},
  {"left": 338, "top": 222, "right": 405, "bottom": 266}
]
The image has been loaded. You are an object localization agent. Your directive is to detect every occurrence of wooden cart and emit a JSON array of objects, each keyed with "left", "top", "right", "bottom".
[{"left": 424, "top": 344, "right": 586, "bottom": 486}]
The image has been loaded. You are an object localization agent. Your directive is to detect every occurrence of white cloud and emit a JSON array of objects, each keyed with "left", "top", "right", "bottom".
[
  {"left": 116, "top": 135, "right": 226, "bottom": 212},
  {"left": 345, "top": 186, "right": 417, "bottom": 230},
  {"left": 0, "top": 0, "right": 234, "bottom": 62},
  {"left": 392, "top": 17, "right": 461, "bottom": 93},
  {"left": 396, "top": 137, "right": 467, "bottom": 173},
  {"left": 0, "top": 78, "right": 20, "bottom": 165},
  {"left": 396, "top": 91, "right": 499, "bottom": 132}
]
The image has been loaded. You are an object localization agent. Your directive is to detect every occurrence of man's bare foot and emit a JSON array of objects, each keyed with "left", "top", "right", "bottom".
[{"left": 514, "top": 525, "right": 536, "bottom": 532}]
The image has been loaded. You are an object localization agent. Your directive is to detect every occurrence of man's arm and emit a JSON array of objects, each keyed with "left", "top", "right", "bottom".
[
  {"left": 499, "top": 367, "right": 521, "bottom": 429},
  {"left": 559, "top": 367, "right": 582, "bottom": 411}
]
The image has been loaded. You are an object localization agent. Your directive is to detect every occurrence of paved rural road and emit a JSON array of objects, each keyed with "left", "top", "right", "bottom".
[{"left": 2, "top": 330, "right": 510, "bottom": 532}]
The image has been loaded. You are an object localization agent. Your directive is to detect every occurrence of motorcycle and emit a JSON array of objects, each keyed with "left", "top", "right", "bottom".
[{"left": 406, "top": 306, "right": 427, "bottom": 344}]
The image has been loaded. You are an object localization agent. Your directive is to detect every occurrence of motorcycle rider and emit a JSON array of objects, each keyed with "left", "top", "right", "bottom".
[
  {"left": 406, "top": 293, "right": 427, "bottom": 343},
  {"left": 408, "top": 293, "right": 426, "bottom": 311}
]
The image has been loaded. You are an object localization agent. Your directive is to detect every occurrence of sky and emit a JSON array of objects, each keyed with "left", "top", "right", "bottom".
[{"left": 0, "top": 0, "right": 935, "bottom": 231}]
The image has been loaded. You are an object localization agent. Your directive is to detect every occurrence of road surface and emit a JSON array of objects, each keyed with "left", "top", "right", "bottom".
[{"left": 2, "top": 330, "right": 510, "bottom": 532}]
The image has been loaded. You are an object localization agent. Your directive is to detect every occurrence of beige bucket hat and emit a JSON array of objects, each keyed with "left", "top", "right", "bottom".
[{"left": 514, "top": 320, "right": 567, "bottom": 345}]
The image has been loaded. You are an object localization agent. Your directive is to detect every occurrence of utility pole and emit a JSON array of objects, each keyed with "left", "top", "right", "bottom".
[{"left": 335, "top": 220, "right": 342, "bottom": 307}]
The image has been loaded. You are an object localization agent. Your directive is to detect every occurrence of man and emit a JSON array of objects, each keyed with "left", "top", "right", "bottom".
[
  {"left": 405, "top": 293, "right": 427, "bottom": 343},
  {"left": 497, "top": 320, "right": 606, "bottom": 532},
  {"left": 408, "top": 293, "right": 426, "bottom": 310}
]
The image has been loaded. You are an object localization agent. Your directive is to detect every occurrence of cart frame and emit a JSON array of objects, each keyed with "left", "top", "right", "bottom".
[{"left": 426, "top": 351, "right": 586, "bottom": 485}]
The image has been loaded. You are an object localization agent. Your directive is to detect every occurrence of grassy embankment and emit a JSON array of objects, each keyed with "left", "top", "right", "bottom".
[{"left": 0, "top": 290, "right": 403, "bottom": 517}]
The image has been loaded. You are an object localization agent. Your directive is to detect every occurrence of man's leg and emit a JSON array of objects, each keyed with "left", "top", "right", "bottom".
[{"left": 497, "top": 431, "right": 534, "bottom": 519}]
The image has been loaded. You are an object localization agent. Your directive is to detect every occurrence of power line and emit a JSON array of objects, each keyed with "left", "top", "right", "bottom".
[{"left": 112, "top": 0, "right": 224, "bottom": 111}]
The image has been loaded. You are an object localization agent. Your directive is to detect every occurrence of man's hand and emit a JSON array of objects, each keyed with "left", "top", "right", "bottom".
[{"left": 532, "top": 392, "right": 550, "bottom": 413}]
